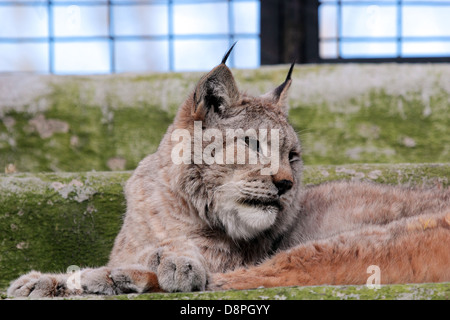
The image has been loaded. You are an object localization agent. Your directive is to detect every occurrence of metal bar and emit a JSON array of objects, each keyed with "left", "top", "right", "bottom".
[
  {"left": 48, "top": 0, "right": 54, "bottom": 74},
  {"left": 337, "top": 0, "right": 342, "bottom": 58},
  {"left": 168, "top": 0, "right": 174, "bottom": 71},
  {"left": 397, "top": 0, "right": 402, "bottom": 58},
  {"left": 227, "top": 0, "right": 234, "bottom": 68},
  {"left": 108, "top": 0, "right": 115, "bottom": 73}
]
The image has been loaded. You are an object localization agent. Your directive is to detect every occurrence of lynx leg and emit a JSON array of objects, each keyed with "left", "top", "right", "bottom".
[{"left": 210, "top": 213, "right": 450, "bottom": 291}]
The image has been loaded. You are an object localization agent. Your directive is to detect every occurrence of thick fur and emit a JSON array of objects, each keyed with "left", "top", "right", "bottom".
[
  {"left": 8, "top": 60, "right": 450, "bottom": 298},
  {"left": 211, "top": 184, "right": 450, "bottom": 290}
]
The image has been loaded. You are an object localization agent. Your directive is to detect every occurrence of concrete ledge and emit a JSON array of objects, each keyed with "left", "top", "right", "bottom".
[{"left": 1, "top": 163, "right": 449, "bottom": 298}]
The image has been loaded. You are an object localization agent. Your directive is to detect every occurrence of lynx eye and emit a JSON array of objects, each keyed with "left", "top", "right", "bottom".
[
  {"left": 244, "top": 137, "right": 261, "bottom": 153},
  {"left": 289, "top": 150, "right": 300, "bottom": 163}
]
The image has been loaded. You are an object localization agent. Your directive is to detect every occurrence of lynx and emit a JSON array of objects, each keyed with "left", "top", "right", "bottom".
[{"left": 8, "top": 45, "right": 450, "bottom": 298}]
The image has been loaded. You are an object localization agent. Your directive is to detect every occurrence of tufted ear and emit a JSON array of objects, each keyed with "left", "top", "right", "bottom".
[
  {"left": 262, "top": 61, "right": 295, "bottom": 115},
  {"left": 192, "top": 43, "right": 240, "bottom": 120}
]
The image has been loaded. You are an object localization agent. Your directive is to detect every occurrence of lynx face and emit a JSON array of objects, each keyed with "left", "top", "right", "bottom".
[
  {"left": 173, "top": 57, "right": 302, "bottom": 240},
  {"left": 206, "top": 100, "right": 303, "bottom": 240}
]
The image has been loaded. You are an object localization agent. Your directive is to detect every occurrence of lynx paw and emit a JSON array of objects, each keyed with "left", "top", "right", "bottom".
[
  {"left": 149, "top": 249, "right": 208, "bottom": 292},
  {"left": 7, "top": 271, "right": 74, "bottom": 298},
  {"left": 8, "top": 267, "right": 160, "bottom": 298}
]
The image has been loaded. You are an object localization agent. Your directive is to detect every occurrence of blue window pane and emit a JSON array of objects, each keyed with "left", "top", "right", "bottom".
[
  {"left": 110, "top": 0, "right": 152, "bottom": 2},
  {"left": 403, "top": 0, "right": 450, "bottom": 2},
  {"left": 402, "top": 41, "right": 450, "bottom": 57},
  {"left": 342, "top": 5, "right": 397, "bottom": 37},
  {"left": 53, "top": 5, "right": 108, "bottom": 37},
  {"left": 0, "top": 0, "right": 49, "bottom": 2},
  {"left": 232, "top": 1, "right": 259, "bottom": 34},
  {"left": 173, "top": 3, "right": 228, "bottom": 35},
  {"left": 174, "top": 39, "right": 229, "bottom": 71},
  {"left": 403, "top": 6, "right": 450, "bottom": 37},
  {"left": 320, "top": 40, "right": 338, "bottom": 59},
  {"left": 0, "top": 43, "right": 49, "bottom": 72},
  {"left": 54, "top": 41, "right": 110, "bottom": 74},
  {"left": 115, "top": 40, "right": 169, "bottom": 73},
  {"left": 113, "top": 5, "right": 168, "bottom": 36},
  {"left": 319, "top": 4, "right": 337, "bottom": 39},
  {"left": 341, "top": 41, "right": 397, "bottom": 58},
  {"left": 233, "top": 38, "right": 259, "bottom": 69},
  {"left": 52, "top": 0, "right": 107, "bottom": 2},
  {"left": 0, "top": 6, "right": 48, "bottom": 38}
]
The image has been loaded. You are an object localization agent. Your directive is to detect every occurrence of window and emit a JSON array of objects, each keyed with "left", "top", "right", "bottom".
[
  {"left": 2, "top": 0, "right": 449, "bottom": 73},
  {"left": 319, "top": 0, "right": 450, "bottom": 60},
  {"left": 0, "top": 0, "right": 261, "bottom": 74}
]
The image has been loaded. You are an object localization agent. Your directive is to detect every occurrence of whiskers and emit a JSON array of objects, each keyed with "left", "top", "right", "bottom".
[{"left": 214, "top": 179, "right": 281, "bottom": 209}]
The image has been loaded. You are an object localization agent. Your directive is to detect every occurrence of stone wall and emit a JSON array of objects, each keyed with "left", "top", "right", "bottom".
[{"left": 1, "top": 64, "right": 449, "bottom": 172}]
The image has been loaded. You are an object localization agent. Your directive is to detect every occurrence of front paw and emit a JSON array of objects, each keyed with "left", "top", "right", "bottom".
[
  {"left": 7, "top": 271, "right": 73, "bottom": 298},
  {"left": 152, "top": 250, "right": 208, "bottom": 292},
  {"left": 8, "top": 271, "right": 42, "bottom": 297}
]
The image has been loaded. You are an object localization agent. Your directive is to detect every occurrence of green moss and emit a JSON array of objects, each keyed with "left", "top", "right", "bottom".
[
  {"left": 0, "top": 172, "right": 130, "bottom": 289},
  {"left": 55, "top": 282, "right": 449, "bottom": 300},
  {"left": 129, "top": 71, "right": 190, "bottom": 83},
  {"left": 0, "top": 85, "right": 174, "bottom": 172},
  {"left": 1, "top": 65, "right": 450, "bottom": 172},
  {"left": 302, "top": 163, "right": 450, "bottom": 187},
  {"left": 289, "top": 89, "right": 450, "bottom": 165},
  {"left": 111, "top": 106, "right": 173, "bottom": 166}
]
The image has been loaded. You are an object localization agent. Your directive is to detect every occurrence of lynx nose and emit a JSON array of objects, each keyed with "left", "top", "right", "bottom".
[{"left": 274, "top": 179, "right": 293, "bottom": 196}]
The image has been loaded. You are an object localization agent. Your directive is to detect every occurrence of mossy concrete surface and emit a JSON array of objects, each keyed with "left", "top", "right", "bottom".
[
  {"left": 0, "top": 171, "right": 130, "bottom": 290},
  {"left": 1, "top": 163, "right": 449, "bottom": 299},
  {"left": 94, "top": 282, "right": 450, "bottom": 300},
  {"left": 1, "top": 64, "right": 450, "bottom": 172}
]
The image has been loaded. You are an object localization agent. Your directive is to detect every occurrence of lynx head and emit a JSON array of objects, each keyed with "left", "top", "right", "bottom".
[{"left": 169, "top": 44, "right": 302, "bottom": 241}]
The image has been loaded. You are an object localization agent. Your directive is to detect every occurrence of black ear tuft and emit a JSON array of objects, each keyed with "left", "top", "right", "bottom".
[
  {"left": 221, "top": 41, "right": 238, "bottom": 65},
  {"left": 261, "top": 62, "right": 294, "bottom": 115},
  {"left": 274, "top": 61, "right": 295, "bottom": 98},
  {"left": 285, "top": 60, "right": 296, "bottom": 81}
]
